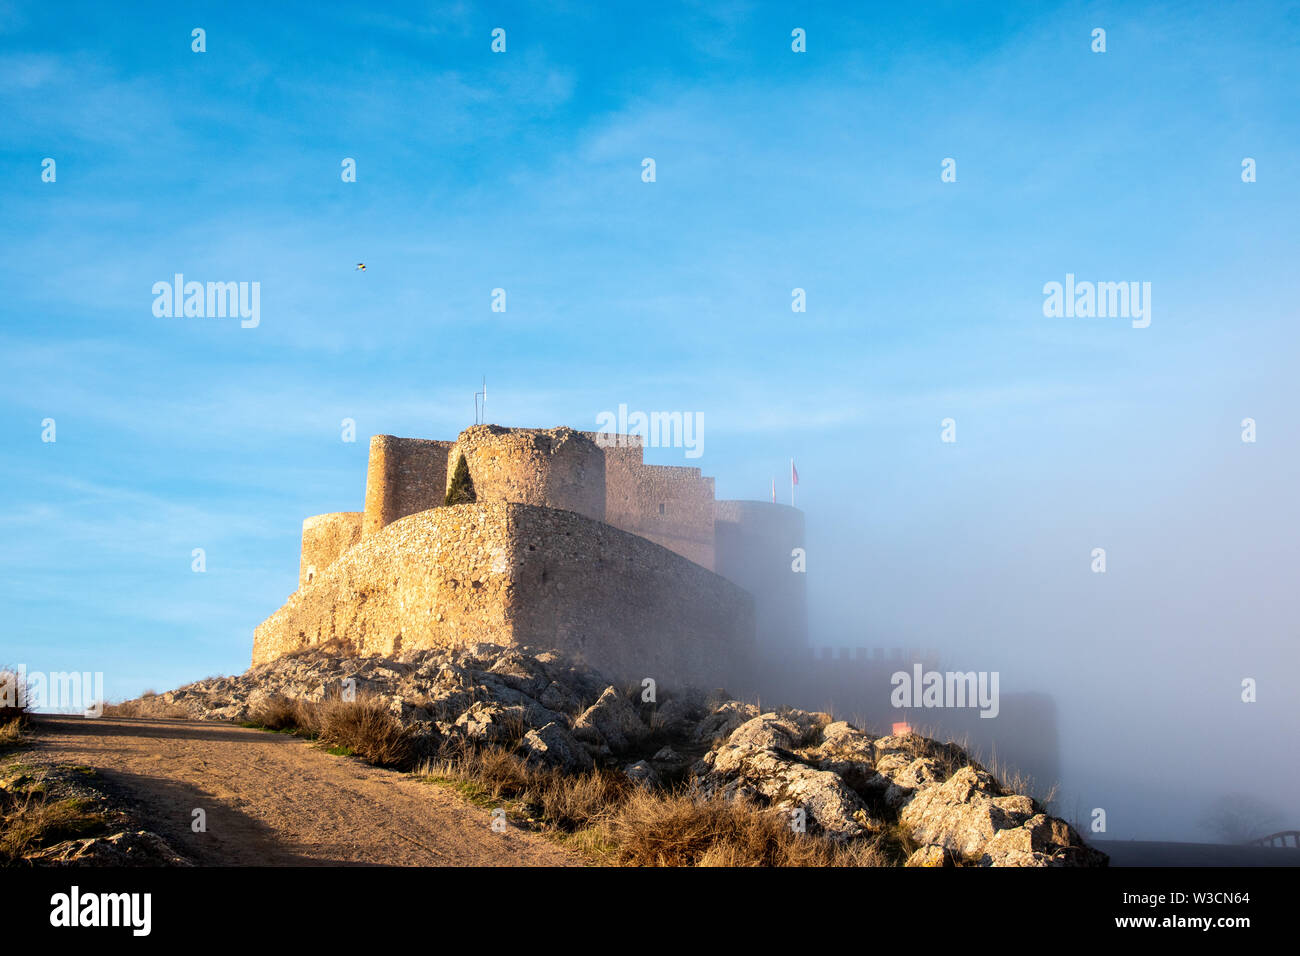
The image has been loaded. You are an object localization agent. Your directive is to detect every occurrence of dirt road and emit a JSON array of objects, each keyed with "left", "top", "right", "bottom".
[{"left": 24, "top": 714, "right": 582, "bottom": 866}]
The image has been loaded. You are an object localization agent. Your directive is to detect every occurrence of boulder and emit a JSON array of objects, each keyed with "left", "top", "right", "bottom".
[
  {"left": 898, "top": 766, "right": 1037, "bottom": 859},
  {"left": 905, "top": 844, "right": 957, "bottom": 867},
  {"left": 650, "top": 697, "right": 703, "bottom": 735},
  {"left": 727, "top": 714, "right": 803, "bottom": 752},
  {"left": 811, "top": 721, "right": 879, "bottom": 794},
  {"left": 698, "top": 724, "right": 881, "bottom": 842},
  {"left": 32, "top": 830, "right": 191, "bottom": 867},
  {"left": 624, "top": 760, "right": 660, "bottom": 788},
  {"left": 693, "top": 700, "right": 759, "bottom": 743},
  {"left": 520, "top": 721, "right": 593, "bottom": 773},
  {"left": 453, "top": 701, "right": 527, "bottom": 744},
  {"left": 979, "top": 814, "right": 1109, "bottom": 867},
  {"left": 572, "top": 686, "right": 650, "bottom": 752}
]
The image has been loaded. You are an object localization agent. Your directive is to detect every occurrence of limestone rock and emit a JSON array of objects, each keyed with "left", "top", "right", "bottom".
[
  {"left": 520, "top": 721, "right": 593, "bottom": 773},
  {"left": 898, "top": 766, "right": 1038, "bottom": 859},
  {"left": 979, "top": 813, "right": 1109, "bottom": 867},
  {"left": 572, "top": 686, "right": 650, "bottom": 752},
  {"left": 624, "top": 760, "right": 660, "bottom": 788},
  {"left": 32, "top": 830, "right": 191, "bottom": 867},
  {"left": 454, "top": 701, "right": 526, "bottom": 744},
  {"left": 905, "top": 844, "right": 957, "bottom": 867},
  {"left": 694, "top": 700, "right": 759, "bottom": 743}
]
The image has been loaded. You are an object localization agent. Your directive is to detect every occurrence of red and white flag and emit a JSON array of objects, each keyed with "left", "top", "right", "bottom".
[
  {"left": 771, "top": 477, "right": 776, "bottom": 503},
  {"left": 791, "top": 461, "right": 799, "bottom": 486}
]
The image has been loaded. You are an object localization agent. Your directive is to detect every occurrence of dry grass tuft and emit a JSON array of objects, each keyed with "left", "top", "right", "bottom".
[
  {"left": 419, "top": 743, "right": 895, "bottom": 866},
  {"left": 0, "top": 782, "right": 105, "bottom": 865},
  {"left": 246, "top": 694, "right": 316, "bottom": 733},
  {"left": 605, "top": 788, "right": 891, "bottom": 867},
  {"left": 314, "top": 695, "right": 418, "bottom": 770},
  {"left": 241, "top": 693, "right": 419, "bottom": 770},
  {"left": 0, "top": 719, "right": 24, "bottom": 752}
]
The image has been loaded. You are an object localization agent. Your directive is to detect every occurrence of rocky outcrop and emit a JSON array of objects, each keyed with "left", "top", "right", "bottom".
[
  {"left": 31, "top": 830, "right": 191, "bottom": 867},
  {"left": 125, "top": 645, "right": 1106, "bottom": 867}
]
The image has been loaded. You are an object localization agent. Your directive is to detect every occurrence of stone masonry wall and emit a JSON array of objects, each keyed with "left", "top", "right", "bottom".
[
  {"left": 506, "top": 504, "right": 750, "bottom": 688},
  {"left": 299, "top": 512, "right": 364, "bottom": 588},
  {"left": 587, "top": 432, "right": 716, "bottom": 570},
  {"left": 254, "top": 502, "right": 754, "bottom": 689},
  {"left": 256, "top": 503, "right": 517, "bottom": 664},
  {"left": 362, "top": 435, "right": 455, "bottom": 537},
  {"left": 447, "top": 425, "right": 605, "bottom": 522}
]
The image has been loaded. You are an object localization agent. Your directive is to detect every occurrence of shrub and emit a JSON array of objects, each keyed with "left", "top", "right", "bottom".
[
  {"left": 0, "top": 670, "right": 30, "bottom": 728},
  {"left": 246, "top": 695, "right": 316, "bottom": 733},
  {"left": 315, "top": 695, "right": 417, "bottom": 769}
]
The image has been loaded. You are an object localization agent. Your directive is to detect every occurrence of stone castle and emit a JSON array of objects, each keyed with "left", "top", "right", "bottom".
[{"left": 253, "top": 425, "right": 807, "bottom": 690}]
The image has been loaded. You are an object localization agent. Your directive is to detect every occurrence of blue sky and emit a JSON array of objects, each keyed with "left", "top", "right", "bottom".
[{"left": 2, "top": 1, "right": 1298, "bottom": 839}]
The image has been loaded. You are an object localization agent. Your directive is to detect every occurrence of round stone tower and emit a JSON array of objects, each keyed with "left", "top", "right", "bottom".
[
  {"left": 713, "top": 500, "right": 808, "bottom": 658},
  {"left": 447, "top": 425, "right": 606, "bottom": 522}
]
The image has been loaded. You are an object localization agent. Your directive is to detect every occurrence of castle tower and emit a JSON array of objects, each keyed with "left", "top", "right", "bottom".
[
  {"left": 362, "top": 435, "right": 456, "bottom": 536},
  {"left": 713, "top": 500, "right": 808, "bottom": 657},
  {"left": 299, "top": 512, "right": 363, "bottom": 587},
  {"left": 446, "top": 425, "right": 605, "bottom": 522}
]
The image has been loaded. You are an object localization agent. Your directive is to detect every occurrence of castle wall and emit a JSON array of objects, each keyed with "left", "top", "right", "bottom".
[
  {"left": 299, "top": 512, "right": 364, "bottom": 588},
  {"left": 585, "top": 434, "right": 717, "bottom": 574},
  {"left": 506, "top": 504, "right": 750, "bottom": 689},
  {"left": 257, "top": 503, "right": 518, "bottom": 664},
  {"left": 448, "top": 425, "right": 605, "bottom": 522},
  {"left": 596, "top": 436, "right": 715, "bottom": 570},
  {"left": 255, "top": 502, "right": 754, "bottom": 690},
  {"left": 362, "top": 435, "right": 455, "bottom": 537},
  {"left": 714, "top": 500, "right": 807, "bottom": 656}
]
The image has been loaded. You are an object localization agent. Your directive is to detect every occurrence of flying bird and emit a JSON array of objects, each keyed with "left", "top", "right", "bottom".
[{"left": 355, "top": 263, "right": 366, "bottom": 271}]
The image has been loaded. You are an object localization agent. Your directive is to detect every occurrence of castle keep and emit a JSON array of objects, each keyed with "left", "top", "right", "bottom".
[{"left": 255, "top": 425, "right": 807, "bottom": 689}]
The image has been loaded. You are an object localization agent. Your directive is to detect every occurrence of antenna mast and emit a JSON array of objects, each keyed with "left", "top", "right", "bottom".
[{"left": 474, "top": 377, "right": 487, "bottom": 424}]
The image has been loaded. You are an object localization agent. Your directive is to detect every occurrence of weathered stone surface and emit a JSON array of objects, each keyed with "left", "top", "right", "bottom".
[
  {"left": 624, "top": 760, "right": 660, "bottom": 788},
  {"left": 694, "top": 700, "right": 759, "bottom": 743},
  {"left": 650, "top": 697, "right": 704, "bottom": 735},
  {"left": 812, "top": 721, "right": 879, "bottom": 794},
  {"left": 253, "top": 502, "right": 754, "bottom": 690},
  {"left": 454, "top": 701, "right": 526, "bottom": 744},
  {"left": 905, "top": 844, "right": 957, "bottom": 867},
  {"left": 727, "top": 714, "right": 803, "bottom": 752},
  {"left": 572, "top": 686, "right": 650, "bottom": 752},
  {"left": 32, "top": 830, "right": 191, "bottom": 867},
  {"left": 521, "top": 722, "right": 593, "bottom": 773},
  {"left": 898, "top": 766, "right": 1038, "bottom": 859},
  {"left": 299, "top": 512, "right": 364, "bottom": 588},
  {"left": 696, "top": 713, "right": 881, "bottom": 842},
  {"left": 699, "top": 743, "right": 875, "bottom": 842},
  {"left": 882, "top": 757, "right": 945, "bottom": 809},
  {"left": 979, "top": 813, "right": 1109, "bottom": 867}
]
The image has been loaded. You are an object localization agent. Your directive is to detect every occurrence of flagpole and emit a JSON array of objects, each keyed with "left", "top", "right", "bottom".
[{"left": 790, "top": 458, "right": 795, "bottom": 507}]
